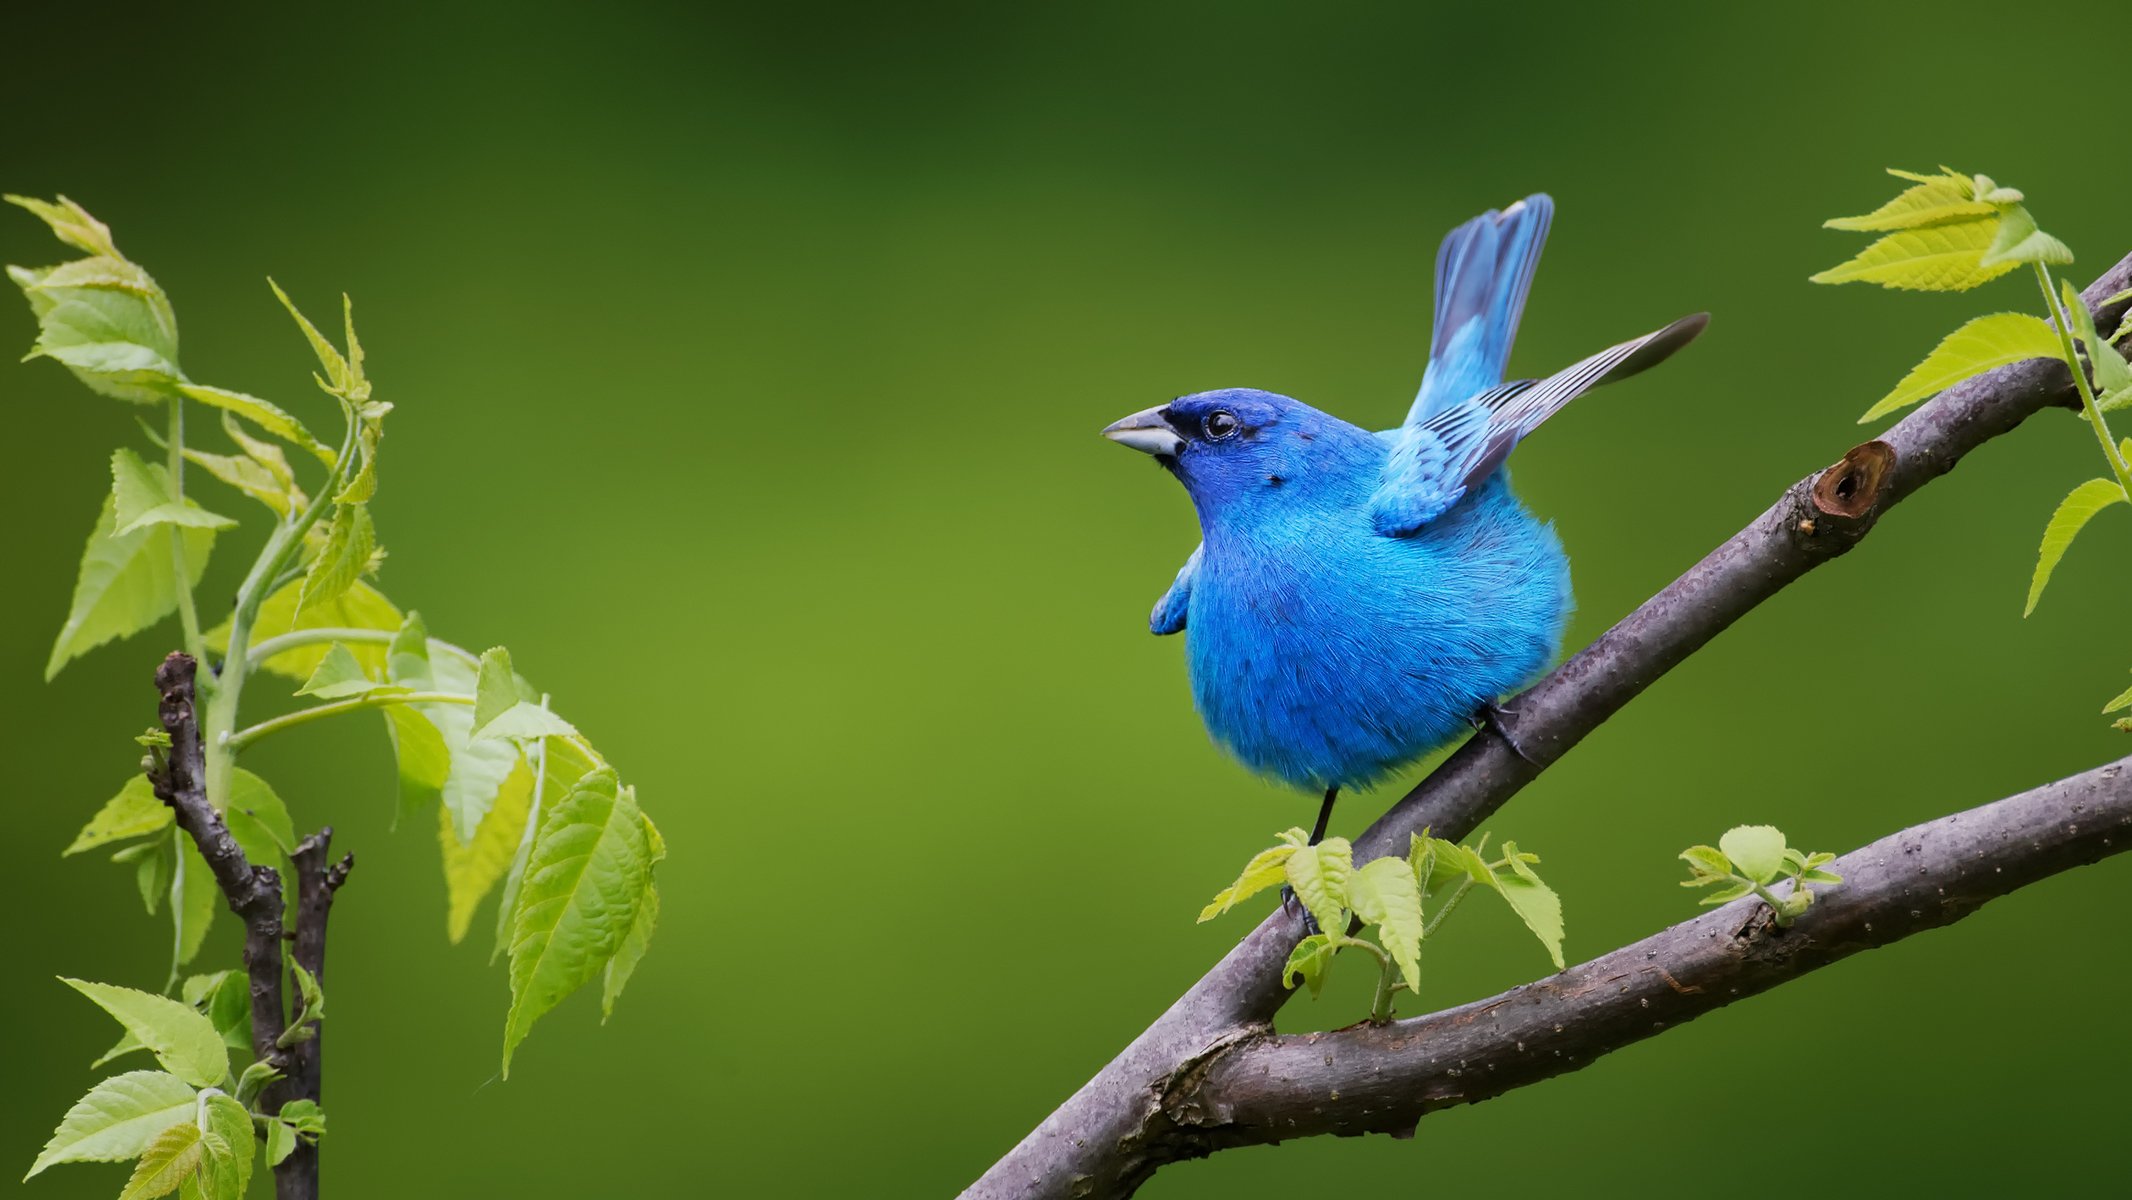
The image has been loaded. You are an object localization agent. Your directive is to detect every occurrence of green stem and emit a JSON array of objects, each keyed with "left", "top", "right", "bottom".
[
  {"left": 2035, "top": 263, "right": 2132, "bottom": 498},
  {"left": 1424, "top": 879, "right": 1473, "bottom": 938},
  {"left": 226, "top": 690, "right": 474, "bottom": 753},
  {"left": 1367, "top": 946, "right": 1398, "bottom": 1023},
  {"left": 246, "top": 626, "right": 484, "bottom": 672},
  {"left": 166, "top": 393, "right": 206, "bottom": 669}
]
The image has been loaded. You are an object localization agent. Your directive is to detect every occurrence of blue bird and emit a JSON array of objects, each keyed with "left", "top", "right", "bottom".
[{"left": 1103, "top": 195, "right": 1704, "bottom": 850}]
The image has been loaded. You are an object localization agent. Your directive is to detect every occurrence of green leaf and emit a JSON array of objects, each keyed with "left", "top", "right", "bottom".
[
  {"left": 2063, "top": 279, "right": 2132, "bottom": 394},
  {"left": 269, "top": 281, "right": 367, "bottom": 401},
  {"left": 1677, "top": 844, "right": 1732, "bottom": 881},
  {"left": 493, "top": 737, "right": 603, "bottom": 961},
  {"left": 602, "top": 882, "right": 659, "bottom": 1022},
  {"left": 2023, "top": 478, "right": 2124, "bottom": 616},
  {"left": 1281, "top": 838, "right": 1353, "bottom": 938},
  {"left": 216, "top": 578, "right": 400, "bottom": 681},
  {"left": 1346, "top": 857, "right": 1424, "bottom": 992},
  {"left": 294, "top": 641, "right": 405, "bottom": 700},
  {"left": 117, "top": 1118, "right": 203, "bottom": 1200},
  {"left": 173, "top": 383, "right": 334, "bottom": 464},
  {"left": 1824, "top": 170, "right": 1995, "bottom": 232},
  {"left": 132, "top": 831, "right": 173, "bottom": 915},
  {"left": 387, "top": 610, "right": 434, "bottom": 687},
  {"left": 263, "top": 1119, "right": 296, "bottom": 1168},
  {"left": 469, "top": 647, "right": 577, "bottom": 742},
  {"left": 184, "top": 972, "right": 251, "bottom": 1053},
  {"left": 66, "top": 776, "right": 172, "bottom": 855},
  {"left": 1810, "top": 216, "right": 2017, "bottom": 291},
  {"left": 1859, "top": 313, "right": 2062, "bottom": 422},
  {"left": 425, "top": 646, "right": 526, "bottom": 842},
  {"left": 1979, "top": 204, "right": 2073, "bottom": 268},
  {"left": 48, "top": 490, "right": 214, "bottom": 681},
  {"left": 7, "top": 194, "right": 122, "bottom": 257},
  {"left": 109, "top": 449, "right": 235, "bottom": 535},
  {"left": 195, "top": 1092, "right": 253, "bottom": 1200},
  {"left": 2103, "top": 673, "right": 2132, "bottom": 715},
  {"left": 25, "top": 1070, "right": 197, "bottom": 1178},
  {"left": 503, "top": 768, "right": 653, "bottom": 1076},
  {"left": 1697, "top": 880, "right": 1755, "bottom": 905},
  {"left": 296, "top": 503, "right": 376, "bottom": 617},
  {"left": 441, "top": 758, "right": 534, "bottom": 943},
  {"left": 175, "top": 840, "right": 217, "bottom": 968},
  {"left": 278, "top": 1098, "right": 326, "bottom": 1137},
  {"left": 1282, "top": 933, "right": 1337, "bottom": 996},
  {"left": 222, "top": 769, "right": 294, "bottom": 866},
  {"left": 1495, "top": 849, "right": 1565, "bottom": 970},
  {"left": 10, "top": 243, "right": 184, "bottom": 403},
  {"left": 1718, "top": 826, "right": 1787, "bottom": 885},
  {"left": 1419, "top": 836, "right": 1470, "bottom": 894},
  {"left": 60, "top": 978, "right": 227, "bottom": 1088},
  {"left": 1197, "top": 841, "right": 1299, "bottom": 922}
]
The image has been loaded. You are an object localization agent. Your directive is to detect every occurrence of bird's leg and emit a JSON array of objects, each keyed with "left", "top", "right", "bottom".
[
  {"left": 1281, "top": 787, "right": 1341, "bottom": 936},
  {"left": 1473, "top": 699, "right": 1538, "bottom": 765}
]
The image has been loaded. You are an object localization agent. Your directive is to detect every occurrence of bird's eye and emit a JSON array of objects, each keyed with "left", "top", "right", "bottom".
[{"left": 1203, "top": 410, "right": 1239, "bottom": 441}]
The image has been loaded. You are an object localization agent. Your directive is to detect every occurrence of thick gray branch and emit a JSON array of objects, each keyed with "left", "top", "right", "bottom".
[
  {"left": 964, "top": 252, "right": 2132, "bottom": 1199},
  {"left": 1180, "top": 755, "right": 2132, "bottom": 1145}
]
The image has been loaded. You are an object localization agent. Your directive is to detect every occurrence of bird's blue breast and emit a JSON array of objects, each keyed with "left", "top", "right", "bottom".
[{"left": 1184, "top": 470, "right": 1569, "bottom": 792}]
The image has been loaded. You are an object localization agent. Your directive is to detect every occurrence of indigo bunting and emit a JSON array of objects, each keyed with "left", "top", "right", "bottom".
[{"left": 1104, "top": 195, "right": 1704, "bottom": 845}]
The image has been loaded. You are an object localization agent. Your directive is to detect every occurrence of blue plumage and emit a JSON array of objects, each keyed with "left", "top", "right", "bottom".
[{"left": 1105, "top": 196, "right": 1703, "bottom": 803}]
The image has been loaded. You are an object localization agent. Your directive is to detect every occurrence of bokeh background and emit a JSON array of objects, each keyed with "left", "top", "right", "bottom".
[{"left": 5, "top": 3, "right": 2127, "bottom": 1195}]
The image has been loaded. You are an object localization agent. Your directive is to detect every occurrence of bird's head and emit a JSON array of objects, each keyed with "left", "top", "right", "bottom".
[{"left": 1101, "top": 388, "right": 1373, "bottom": 524}]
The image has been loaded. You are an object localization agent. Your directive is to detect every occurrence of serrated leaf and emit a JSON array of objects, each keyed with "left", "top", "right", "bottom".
[
  {"left": 48, "top": 490, "right": 214, "bottom": 680},
  {"left": 297, "top": 503, "right": 376, "bottom": 616},
  {"left": 294, "top": 641, "right": 404, "bottom": 700},
  {"left": 66, "top": 776, "right": 172, "bottom": 854},
  {"left": 11, "top": 238, "right": 184, "bottom": 403},
  {"left": 215, "top": 578, "right": 400, "bottom": 681},
  {"left": 1282, "top": 933, "right": 1336, "bottom": 997},
  {"left": 61, "top": 979, "right": 227, "bottom": 1088},
  {"left": 1810, "top": 217, "right": 2016, "bottom": 291},
  {"left": 2103, "top": 673, "right": 2132, "bottom": 715},
  {"left": 173, "top": 383, "right": 333, "bottom": 464},
  {"left": 109, "top": 449, "right": 235, "bottom": 535},
  {"left": 133, "top": 831, "right": 173, "bottom": 915},
  {"left": 25, "top": 1070, "right": 197, "bottom": 1178},
  {"left": 503, "top": 768, "right": 651, "bottom": 1075},
  {"left": 1980, "top": 204, "right": 2073, "bottom": 268},
  {"left": 1494, "top": 854, "right": 1565, "bottom": 970},
  {"left": 602, "top": 882, "right": 659, "bottom": 1022},
  {"left": 118, "top": 1118, "right": 203, "bottom": 1200},
  {"left": 1198, "top": 842, "right": 1298, "bottom": 922},
  {"left": 1824, "top": 171, "right": 1994, "bottom": 232},
  {"left": 425, "top": 647, "right": 524, "bottom": 842},
  {"left": 7, "top": 193, "right": 121, "bottom": 256},
  {"left": 2024, "top": 478, "right": 2124, "bottom": 616},
  {"left": 264, "top": 1119, "right": 296, "bottom": 1168},
  {"left": 269, "top": 280, "right": 354, "bottom": 396},
  {"left": 1859, "top": 313, "right": 2062, "bottom": 422},
  {"left": 1719, "top": 826, "right": 1788, "bottom": 885},
  {"left": 184, "top": 972, "right": 251, "bottom": 1053},
  {"left": 1282, "top": 839, "right": 1353, "bottom": 937},
  {"left": 1347, "top": 857, "right": 1424, "bottom": 992},
  {"left": 441, "top": 758, "right": 534, "bottom": 943},
  {"left": 493, "top": 737, "right": 602, "bottom": 962},
  {"left": 196, "top": 1092, "right": 252, "bottom": 1200}
]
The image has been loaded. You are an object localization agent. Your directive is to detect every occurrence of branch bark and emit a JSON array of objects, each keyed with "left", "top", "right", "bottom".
[
  {"left": 150, "top": 652, "right": 342, "bottom": 1200},
  {"left": 1179, "top": 754, "right": 2132, "bottom": 1145},
  {"left": 963, "top": 252, "right": 2132, "bottom": 1199}
]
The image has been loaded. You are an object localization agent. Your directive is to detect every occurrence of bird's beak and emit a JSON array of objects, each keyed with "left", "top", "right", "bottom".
[{"left": 1102, "top": 406, "right": 1184, "bottom": 457}]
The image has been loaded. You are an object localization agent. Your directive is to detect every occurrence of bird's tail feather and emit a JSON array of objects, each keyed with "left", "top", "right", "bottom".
[{"left": 1414, "top": 194, "right": 1554, "bottom": 421}]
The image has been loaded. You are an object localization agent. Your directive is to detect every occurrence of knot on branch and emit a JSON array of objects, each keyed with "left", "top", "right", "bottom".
[{"left": 1788, "top": 440, "right": 1895, "bottom": 550}]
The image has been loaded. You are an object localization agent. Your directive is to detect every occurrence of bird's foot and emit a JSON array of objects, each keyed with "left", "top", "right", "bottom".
[
  {"left": 1280, "top": 884, "right": 1322, "bottom": 936},
  {"left": 1473, "top": 699, "right": 1539, "bottom": 766}
]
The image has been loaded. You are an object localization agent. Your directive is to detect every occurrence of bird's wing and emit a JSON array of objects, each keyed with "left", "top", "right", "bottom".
[
  {"left": 1369, "top": 314, "right": 1708, "bottom": 536},
  {"left": 1149, "top": 543, "right": 1200, "bottom": 635},
  {"left": 1407, "top": 195, "right": 1554, "bottom": 424}
]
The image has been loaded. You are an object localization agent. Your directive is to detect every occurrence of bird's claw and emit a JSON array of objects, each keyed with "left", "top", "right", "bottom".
[
  {"left": 1279, "top": 884, "right": 1322, "bottom": 936},
  {"left": 1474, "top": 699, "right": 1539, "bottom": 766}
]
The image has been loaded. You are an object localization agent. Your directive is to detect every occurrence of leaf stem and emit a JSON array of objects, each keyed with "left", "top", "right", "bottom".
[
  {"left": 2034, "top": 263, "right": 2132, "bottom": 498},
  {"left": 1423, "top": 879, "right": 1473, "bottom": 938},
  {"left": 226, "top": 690, "right": 475, "bottom": 753},
  {"left": 166, "top": 392, "right": 207, "bottom": 670},
  {"left": 246, "top": 626, "right": 484, "bottom": 672}
]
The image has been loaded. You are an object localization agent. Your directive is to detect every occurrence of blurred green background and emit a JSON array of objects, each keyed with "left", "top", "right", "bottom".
[{"left": 5, "top": 2, "right": 2128, "bottom": 1195}]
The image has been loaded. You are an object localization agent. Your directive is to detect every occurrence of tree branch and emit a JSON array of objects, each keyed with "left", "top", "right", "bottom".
[
  {"left": 1175, "top": 754, "right": 2132, "bottom": 1146},
  {"left": 270, "top": 829, "right": 351, "bottom": 1198},
  {"left": 149, "top": 653, "right": 289, "bottom": 1070},
  {"left": 962, "top": 251, "right": 2132, "bottom": 1199}
]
